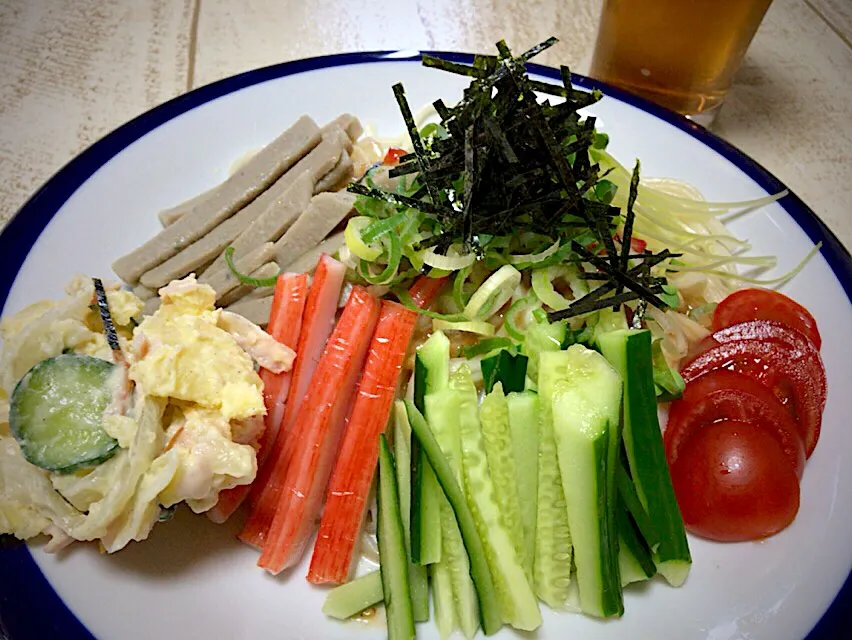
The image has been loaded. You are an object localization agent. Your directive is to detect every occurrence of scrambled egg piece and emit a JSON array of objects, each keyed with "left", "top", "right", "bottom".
[
  {"left": 129, "top": 277, "right": 265, "bottom": 421},
  {"left": 158, "top": 406, "right": 257, "bottom": 513}
]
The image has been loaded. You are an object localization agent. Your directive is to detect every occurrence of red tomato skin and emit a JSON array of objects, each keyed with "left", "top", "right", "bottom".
[
  {"left": 680, "top": 338, "right": 826, "bottom": 458},
  {"left": 630, "top": 237, "right": 647, "bottom": 253},
  {"left": 665, "top": 368, "right": 805, "bottom": 478},
  {"left": 710, "top": 319, "right": 820, "bottom": 355},
  {"left": 670, "top": 420, "right": 800, "bottom": 542},
  {"left": 712, "top": 288, "right": 821, "bottom": 349},
  {"left": 383, "top": 147, "right": 407, "bottom": 166}
]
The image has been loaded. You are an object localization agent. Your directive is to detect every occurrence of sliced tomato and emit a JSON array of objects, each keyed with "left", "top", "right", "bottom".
[
  {"left": 688, "top": 319, "right": 825, "bottom": 379},
  {"left": 711, "top": 319, "right": 818, "bottom": 353},
  {"left": 669, "top": 419, "right": 800, "bottom": 542},
  {"left": 665, "top": 368, "right": 805, "bottom": 478},
  {"left": 680, "top": 337, "right": 826, "bottom": 458},
  {"left": 383, "top": 147, "right": 407, "bottom": 166},
  {"left": 712, "top": 288, "right": 821, "bottom": 349}
]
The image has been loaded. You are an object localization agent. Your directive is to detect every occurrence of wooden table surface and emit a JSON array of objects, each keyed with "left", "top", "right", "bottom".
[{"left": 1, "top": 0, "right": 851, "bottom": 246}]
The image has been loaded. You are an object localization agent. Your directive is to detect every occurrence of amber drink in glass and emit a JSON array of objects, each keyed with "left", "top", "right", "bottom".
[{"left": 589, "top": 0, "right": 772, "bottom": 125}]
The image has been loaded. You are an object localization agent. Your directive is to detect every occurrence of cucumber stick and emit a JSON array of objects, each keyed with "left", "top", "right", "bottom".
[
  {"left": 535, "top": 350, "right": 575, "bottom": 608},
  {"left": 377, "top": 435, "right": 415, "bottom": 640},
  {"left": 479, "top": 384, "right": 528, "bottom": 579},
  {"left": 322, "top": 571, "right": 384, "bottom": 620},
  {"left": 426, "top": 391, "right": 479, "bottom": 639},
  {"left": 431, "top": 561, "right": 456, "bottom": 638},
  {"left": 411, "top": 452, "right": 442, "bottom": 565},
  {"left": 506, "top": 391, "right": 539, "bottom": 580},
  {"left": 411, "top": 331, "right": 451, "bottom": 565},
  {"left": 404, "top": 400, "right": 503, "bottom": 636},
  {"left": 393, "top": 401, "right": 429, "bottom": 622},
  {"left": 598, "top": 329, "right": 691, "bottom": 587},
  {"left": 617, "top": 505, "right": 656, "bottom": 586},
  {"left": 522, "top": 320, "right": 567, "bottom": 382},
  {"left": 450, "top": 367, "right": 542, "bottom": 631},
  {"left": 550, "top": 345, "right": 624, "bottom": 618}
]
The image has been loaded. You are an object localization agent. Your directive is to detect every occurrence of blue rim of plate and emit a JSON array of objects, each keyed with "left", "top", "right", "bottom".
[{"left": 0, "top": 50, "right": 848, "bottom": 640}]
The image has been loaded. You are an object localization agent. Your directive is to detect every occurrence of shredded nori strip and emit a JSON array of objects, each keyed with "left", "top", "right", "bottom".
[
  {"left": 92, "top": 278, "right": 122, "bottom": 354},
  {"left": 615, "top": 160, "right": 642, "bottom": 305},
  {"left": 352, "top": 38, "right": 678, "bottom": 319}
]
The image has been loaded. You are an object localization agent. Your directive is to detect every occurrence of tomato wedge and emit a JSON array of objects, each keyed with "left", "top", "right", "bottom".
[
  {"left": 669, "top": 419, "right": 800, "bottom": 542},
  {"left": 712, "top": 288, "right": 821, "bottom": 349},
  {"left": 710, "top": 319, "right": 818, "bottom": 353},
  {"left": 665, "top": 368, "right": 805, "bottom": 478},
  {"left": 383, "top": 147, "right": 407, "bottom": 166},
  {"left": 680, "top": 337, "right": 826, "bottom": 458}
]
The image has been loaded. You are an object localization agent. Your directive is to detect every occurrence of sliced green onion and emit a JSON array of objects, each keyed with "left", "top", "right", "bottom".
[
  {"left": 432, "top": 319, "right": 496, "bottom": 336},
  {"left": 345, "top": 217, "right": 383, "bottom": 261},
  {"left": 463, "top": 264, "right": 522, "bottom": 320},
  {"left": 503, "top": 295, "right": 540, "bottom": 342},
  {"left": 658, "top": 283, "right": 679, "bottom": 308},
  {"left": 509, "top": 240, "right": 559, "bottom": 264},
  {"left": 508, "top": 239, "right": 561, "bottom": 265},
  {"left": 362, "top": 212, "right": 408, "bottom": 243},
  {"left": 453, "top": 267, "right": 471, "bottom": 312},
  {"left": 358, "top": 233, "right": 402, "bottom": 285},
  {"left": 224, "top": 247, "right": 279, "bottom": 287},
  {"left": 531, "top": 266, "right": 572, "bottom": 311},
  {"left": 422, "top": 245, "right": 477, "bottom": 271}
]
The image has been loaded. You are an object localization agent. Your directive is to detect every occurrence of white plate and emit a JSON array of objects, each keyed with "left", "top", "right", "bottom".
[{"left": 1, "top": 51, "right": 850, "bottom": 640}]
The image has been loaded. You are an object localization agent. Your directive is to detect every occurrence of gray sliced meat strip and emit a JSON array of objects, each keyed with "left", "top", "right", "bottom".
[
  {"left": 112, "top": 115, "right": 321, "bottom": 284},
  {"left": 320, "top": 114, "right": 363, "bottom": 146},
  {"left": 139, "top": 159, "right": 313, "bottom": 290},
  {"left": 133, "top": 283, "right": 157, "bottom": 301},
  {"left": 226, "top": 295, "right": 274, "bottom": 328},
  {"left": 314, "top": 150, "right": 353, "bottom": 194},
  {"left": 280, "top": 231, "right": 346, "bottom": 273},
  {"left": 203, "top": 171, "right": 313, "bottom": 278},
  {"left": 217, "top": 262, "right": 280, "bottom": 307},
  {"left": 159, "top": 114, "right": 360, "bottom": 229},
  {"left": 274, "top": 192, "right": 355, "bottom": 267},
  {"left": 201, "top": 242, "right": 275, "bottom": 302},
  {"left": 265, "top": 131, "right": 345, "bottom": 199},
  {"left": 157, "top": 184, "right": 217, "bottom": 227}
]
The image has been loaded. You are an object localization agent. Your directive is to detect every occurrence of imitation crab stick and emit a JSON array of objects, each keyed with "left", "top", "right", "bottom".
[
  {"left": 408, "top": 274, "right": 449, "bottom": 309},
  {"left": 258, "top": 286, "right": 381, "bottom": 574},
  {"left": 307, "top": 300, "right": 418, "bottom": 584},
  {"left": 208, "top": 273, "right": 308, "bottom": 524},
  {"left": 239, "top": 254, "right": 346, "bottom": 547}
]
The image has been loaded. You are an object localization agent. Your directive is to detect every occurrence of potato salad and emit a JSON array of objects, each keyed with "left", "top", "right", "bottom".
[{"left": 0, "top": 275, "right": 293, "bottom": 552}]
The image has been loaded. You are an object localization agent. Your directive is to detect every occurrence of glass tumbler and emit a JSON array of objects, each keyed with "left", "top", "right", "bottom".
[{"left": 588, "top": 0, "right": 773, "bottom": 126}]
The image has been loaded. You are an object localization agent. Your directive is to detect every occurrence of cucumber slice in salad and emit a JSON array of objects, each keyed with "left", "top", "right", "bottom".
[
  {"left": 9, "top": 354, "right": 119, "bottom": 473},
  {"left": 377, "top": 434, "right": 416, "bottom": 640},
  {"left": 404, "top": 400, "right": 503, "bottom": 636},
  {"left": 506, "top": 390, "right": 539, "bottom": 580},
  {"left": 534, "top": 349, "right": 575, "bottom": 608},
  {"left": 322, "top": 571, "right": 384, "bottom": 620},
  {"left": 392, "top": 401, "right": 429, "bottom": 622},
  {"left": 410, "top": 331, "right": 450, "bottom": 566},
  {"left": 479, "top": 384, "right": 528, "bottom": 581},
  {"left": 426, "top": 391, "right": 480, "bottom": 639},
  {"left": 598, "top": 329, "right": 692, "bottom": 587},
  {"left": 550, "top": 345, "right": 624, "bottom": 618},
  {"left": 450, "top": 366, "right": 542, "bottom": 631}
]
